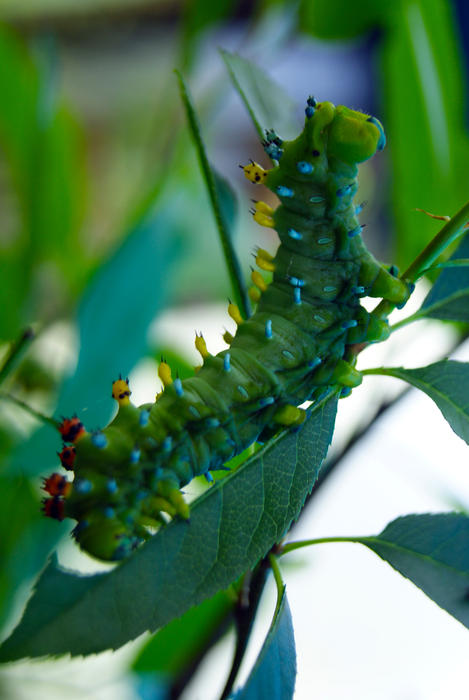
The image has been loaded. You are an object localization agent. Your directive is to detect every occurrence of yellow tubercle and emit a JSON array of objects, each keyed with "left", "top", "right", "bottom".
[
  {"left": 228, "top": 302, "right": 243, "bottom": 325},
  {"left": 253, "top": 210, "right": 274, "bottom": 228},
  {"left": 254, "top": 200, "right": 274, "bottom": 216},
  {"left": 223, "top": 329, "right": 234, "bottom": 344},
  {"left": 112, "top": 377, "right": 132, "bottom": 406},
  {"left": 256, "top": 250, "right": 276, "bottom": 272},
  {"left": 195, "top": 332, "right": 210, "bottom": 359},
  {"left": 249, "top": 286, "right": 261, "bottom": 303},
  {"left": 242, "top": 161, "right": 269, "bottom": 184},
  {"left": 251, "top": 269, "right": 267, "bottom": 292},
  {"left": 158, "top": 360, "right": 173, "bottom": 387}
]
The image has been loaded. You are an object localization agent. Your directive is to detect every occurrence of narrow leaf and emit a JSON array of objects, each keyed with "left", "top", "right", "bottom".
[
  {"left": 358, "top": 513, "right": 469, "bottom": 629},
  {"left": 419, "top": 232, "right": 469, "bottom": 322},
  {"left": 234, "top": 588, "right": 296, "bottom": 700},
  {"left": 220, "top": 50, "right": 298, "bottom": 141},
  {"left": 176, "top": 71, "right": 250, "bottom": 319},
  {"left": 0, "top": 395, "right": 337, "bottom": 660},
  {"left": 368, "top": 361, "right": 469, "bottom": 444}
]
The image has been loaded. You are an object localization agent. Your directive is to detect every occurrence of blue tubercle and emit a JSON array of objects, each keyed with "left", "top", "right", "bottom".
[
  {"left": 366, "top": 116, "right": 386, "bottom": 150},
  {"left": 308, "top": 357, "right": 322, "bottom": 369},
  {"left": 130, "top": 448, "right": 141, "bottom": 464},
  {"left": 206, "top": 417, "right": 220, "bottom": 428},
  {"left": 106, "top": 479, "right": 117, "bottom": 493},
  {"left": 139, "top": 410, "right": 150, "bottom": 427},
  {"left": 288, "top": 228, "right": 302, "bottom": 240},
  {"left": 317, "top": 237, "right": 331, "bottom": 245},
  {"left": 91, "top": 432, "right": 107, "bottom": 449},
  {"left": 276, "top": 185, "right": 294, "bottom": 198},
  {"left": 336, "top": 185, "right": 351, "bottom": 197},
  {"left": 204, "top": 471, "right": 214, "bottom": 483},
  {"left": 287, "top": 276, "right": 305, "bottom": 288},
  {"left": 103, "top": 506, "right": 115, "bottom": 519},
  {"left": 340, "top": 387, "right": 352, "bottom": 398},
  {"left": 347, "top": 224, "right": 365, "bottom": 238},
  {"left": 162, "top": 436, "right": 172, "bottom": 452},
  {"left": 296, "top": 161, "right": 313, "bottom": 174},
  {"left": 341, "top": 320, "right": 358, "bottom": 329},
  {"left": 351, "top": 285, "right": 365, "bottom": 295},
  {"left": 224, "top": 353, "right": 231, "bottom": 371},
  {"left": 294, "top": 287, "right": 301, "bottom": 305},
  {"left": 258, "top": 396, "right": 275, "bottom": 407},
  {"left": 355, "top": 201, "right": 366, "bottom": 215},
  {"left": 265, "top": 319, "right": 272, "bottom": 339},
  {"left": 174, "top": 378, "right": 184, "bottom": 397},
  {"left": 75, "top": 478, "right": 92, "bottom": 494}
]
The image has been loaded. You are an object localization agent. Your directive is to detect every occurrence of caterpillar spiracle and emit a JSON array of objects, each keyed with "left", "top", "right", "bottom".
[{"left": 42, "top": 98, "right": 412, "bottom": 561}]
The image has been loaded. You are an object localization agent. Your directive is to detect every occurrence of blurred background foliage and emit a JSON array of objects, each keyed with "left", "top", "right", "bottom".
[{"left": 0, "top": 0, "right": 468, "bottom": 698}]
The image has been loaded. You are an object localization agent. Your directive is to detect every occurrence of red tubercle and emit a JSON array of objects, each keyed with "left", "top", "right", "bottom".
[
  {"left": 58, "top": 444, "right": 76, "bottom": 470},
  {"left": 59, "top": 416, "right": 85, "bottom": 443},
  {"left": 42, "top": 473, "right": 72, "bottom": 497},
  {"left": 42, "top": 496, "right": 65, "bottom": 521}
]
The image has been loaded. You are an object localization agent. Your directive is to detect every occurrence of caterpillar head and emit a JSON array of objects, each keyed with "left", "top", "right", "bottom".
[{"left": 326, "top": 105, "right": 386, "bottom": 164}]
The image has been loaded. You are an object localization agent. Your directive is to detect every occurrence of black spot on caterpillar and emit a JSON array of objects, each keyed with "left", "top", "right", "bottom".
[{"left": 43, "top": 98, "right": 411, "bottom": 561}]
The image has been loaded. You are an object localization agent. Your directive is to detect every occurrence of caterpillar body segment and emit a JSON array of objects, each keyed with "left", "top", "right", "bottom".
[{"left": 43, "top": 98, "right": 412, "bottom": 561}]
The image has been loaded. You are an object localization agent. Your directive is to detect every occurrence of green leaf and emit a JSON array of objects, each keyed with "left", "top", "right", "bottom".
[
  {"left": 177, "top": 72, "right": 250, "bottom": 319},
  {"left": 181, "top": 0, "right": 236, "bottom": 68},
  {"left": 7, "top": 193, "right": 182, "bottom": 477},
  {"left": 419, "top": 232, "right": 469, "bottom": 322},
  {"left": 368, "top": 361, "right": 469, "bottom": 444},
  {"left": 0, "top": 476, "right": 68, "bottom": 630},
  {"left": 381, "top": 0, "right": 469, "bottom": 267},
  {"left": 234, "top": 588, "right": 296, "bottom": 700},
  {"left": 0, "top": 395, "right": 337, "bottom": 660},
  {"left": 357, "top": 513, "right": 469, "bottom": 629},
  {"left": 132, "top": 589, "right": 234, "bottom": 677},
  {"left": 299, "top": 0, "right": 390, "bottom": 39},
  {"left": 220, "top": 50, "right": 298, "bottom": 141}
]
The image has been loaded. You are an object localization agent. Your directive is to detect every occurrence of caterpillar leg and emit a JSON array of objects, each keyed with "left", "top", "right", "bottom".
[
  {"left": 346, "top": 307, "right": 390, "bottom": 344},
  {"left": 359, "top": 258, "right": 411, "bottom": 305},
  {"left": 331, "top": 359, "right": 362, "bottom": 388}
]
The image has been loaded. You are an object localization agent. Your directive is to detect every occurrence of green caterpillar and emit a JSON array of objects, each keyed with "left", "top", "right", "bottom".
[{"left": 42, "top": 97, "right": 411, "bottom": 561}]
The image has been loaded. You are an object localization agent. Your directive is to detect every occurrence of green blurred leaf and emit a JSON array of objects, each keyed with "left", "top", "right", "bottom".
[
  {"left": 177, "top": 72, "right": 250, "bottom": 319},
  {"left": 234, "top": 588, "right": 296, "bottom": 700},
  {"left": 299, "top": 0, "right": 390, "bottom": 39},
  {"left": 7, "top": 192, "right": 183, "bottom": 477},
  {"left": 381, "top": 0, "right": 469, "bottom": 266},
  {"left": 370, "top": 361, "right": 469, "bottom": 444},
  {"left": 0, "top": 27, "right": 86, "bottom": 338},
  {"left": 0, "top": 394, "right": 337, "bottom": 660},
  {"left": 220, "top": 50, "right": 298, "bottom": 141},
  {"left": 357, "top": 513, "right": 469, "bottom": 629},
  {"left": 181, "top": 0, "right": 236, "bottom": 68},
  {"left": 418, "top": 233, "right": 469, "bottom": 322},
  {"left": 132, "top": 589, "right": 234, "bottom": 677},
  {"left": 0, "top": 476, "right": 69, "bottom": 631}
]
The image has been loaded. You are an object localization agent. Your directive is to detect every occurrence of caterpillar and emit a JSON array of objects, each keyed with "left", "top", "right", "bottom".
[{"left": 42, "top": 98, "right": 411, "bottom": 561}]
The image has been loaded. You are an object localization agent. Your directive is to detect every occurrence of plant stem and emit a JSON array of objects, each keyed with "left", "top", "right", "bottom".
[
  {"left": 176, "top": 70, "right": 252, "bottom": 320},
  {"left": 268, "top": 553, "right": 285, "bottom": 616},
  {"left": 374, "top": 199, "right": 469, "bottom": 320},
  {"left": 0, "top": 392, "right": 60, "bottom": 430},
  {"left": 281, "top": 536, "right": 357, "bottom": 556},
  {"left": 0, "top": 327, "right": 35, "bottom": 386},
  {"left": 218, "top": 553, "right": 272, "bottom": 700}
]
